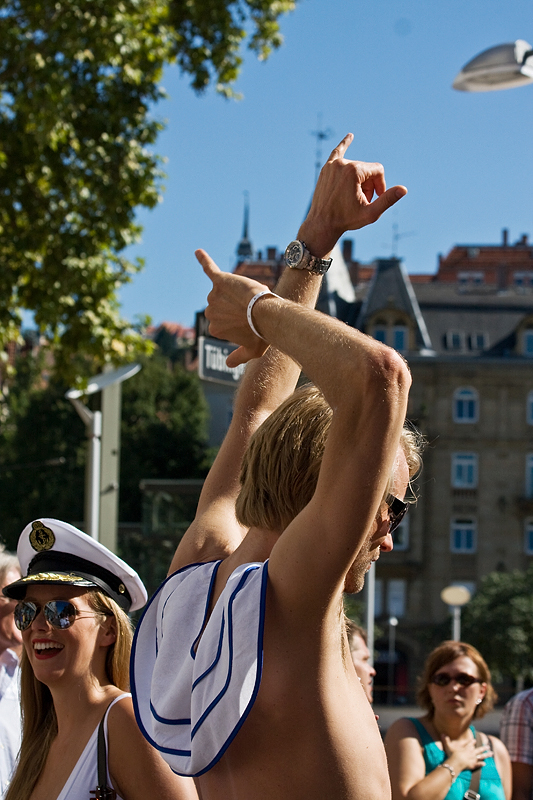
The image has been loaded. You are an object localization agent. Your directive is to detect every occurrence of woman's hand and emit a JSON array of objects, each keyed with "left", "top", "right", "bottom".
[{"left": 442, "top": 733, "right": 493, "bottom": 773}]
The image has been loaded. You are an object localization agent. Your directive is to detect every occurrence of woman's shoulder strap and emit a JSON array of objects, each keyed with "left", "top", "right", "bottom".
[{"left": 407, "top": 717, "right": 434, "bottom": 745}]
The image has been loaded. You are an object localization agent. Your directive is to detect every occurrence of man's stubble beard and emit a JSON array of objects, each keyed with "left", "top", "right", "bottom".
[{"left": 344, "top": 533, "right": 374, "bottom": 595}]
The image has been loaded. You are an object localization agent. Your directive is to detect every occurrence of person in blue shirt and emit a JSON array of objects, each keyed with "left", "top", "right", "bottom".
[{"left": 385, "top": 641, "right": 511, "bottom": 800}]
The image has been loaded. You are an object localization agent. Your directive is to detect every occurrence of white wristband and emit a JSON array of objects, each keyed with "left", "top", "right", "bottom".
[{"left": 247, "top": 290, "right": 278, "bottom": 339}]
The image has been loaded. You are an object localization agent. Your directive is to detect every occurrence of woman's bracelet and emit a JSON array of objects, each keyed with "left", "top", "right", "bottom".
[
  {"left": 247, "top": 290, "right": 279, "bottom": 339},
  {"left": 438, "top": 762, "right": 456, "bottom": 784}
]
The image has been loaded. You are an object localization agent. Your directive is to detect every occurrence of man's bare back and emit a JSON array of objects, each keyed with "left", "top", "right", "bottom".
[{"left": 131, "top": 134, "right": 418, "bottom": 800}]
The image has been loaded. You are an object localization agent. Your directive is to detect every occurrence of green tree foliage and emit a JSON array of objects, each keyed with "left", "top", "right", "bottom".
[
  {"left": 0, "top": 0, "right": 296, "bottom": 383},
  {"left": 119, "top": 352, "right": 211, "bottom": 521},
  {"left": 0, "top": 348, "right": 210, "bottom": 548},
  {"left": 461, "top": 566, "right": 533, "bottom": 683}
]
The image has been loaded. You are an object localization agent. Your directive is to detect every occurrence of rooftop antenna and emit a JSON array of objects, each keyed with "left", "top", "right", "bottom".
[
  {"left": 311, "top": 113, "right": 333, "bottom": 185},
  {"left": 385, "top": 222, "right": 417, "bottom": 256}
]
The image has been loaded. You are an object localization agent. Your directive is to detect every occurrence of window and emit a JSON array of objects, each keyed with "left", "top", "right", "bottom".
[
  {"left": 450, "top": 518, "right": 477, "bottom": 553},
  {"left": 525, "top": 520, "right": 533, "bottom": 555},
  {"left": 453, "top": 388, "right": 479, "bottom": 423},
  {"left": 446, "top": 331, "right": 465, "bottom": 351},
  {"left": 469, "top": 332, "right": 488, "bottom": 351},
  {"left": 387, "top": 580, "right": 406, "bottom": 618},
  {"left": 526, "top": 454, "right": 533, "bottom": 498},
  {"left": 373, "top": 327, "right": 387, "bottom": 344},
  {"left": 451, "top": 453, "right": 478, "bottom": 488},
  {"left": 524, "top": 330, "right": 533, "bottom": 357},
  {"left": 514, "top": 272, "right": 533, "bottom": 288},
  {"left": 528, "top": 392, "right": 533, "bottom": 426},
  {"left": 393, "top": 326, "right": 408, "bottom": 354},
  {"left": 393, "top": 514, "right": 409, "bottom": 551}
]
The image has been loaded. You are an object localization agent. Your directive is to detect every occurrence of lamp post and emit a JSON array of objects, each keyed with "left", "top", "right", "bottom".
[
  {"left": 66, "top": 363, "right": 141, "bottom": 547},
  {"left": 440, "top": 585, "right": 471, "bottom": 641},
  {"left": 453, "top": 40, "right": 533, "bottom": 92},
  {"left": 387, "top": 616, "right": 398, "bottom": 705}
]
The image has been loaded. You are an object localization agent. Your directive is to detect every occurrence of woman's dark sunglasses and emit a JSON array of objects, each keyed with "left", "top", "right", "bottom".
[
  {"left": 385, "top": 494, "right": 408, "bottom": 534},
  {"left": 431, "top": 672, "right": 481, "bottom": 687},
  {"left": 14, "top": 600, "right": 84, "bottom": 631}
]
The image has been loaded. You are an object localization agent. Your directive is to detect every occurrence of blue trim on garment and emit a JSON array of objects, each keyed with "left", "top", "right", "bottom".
[
  {"left": 130, "top": 560, "right": 269, "bottom": 777},
  {"left": 190, "top": 566, "right": 258, "bottom": 736},
  {"left": 130, "top": 561, "right": 218, "bottom": 751},
  {"left": 149, "top": 700, "right": 191, "bottom": 726},
  {"left": 187, "top": 560, "right": 269, "bottom": 777},
  {"left": 190, "top": 560, "right": 221, "bottom": 660},
  {"left": 192, "top": 613, "right": 226, "bottom": 690}
]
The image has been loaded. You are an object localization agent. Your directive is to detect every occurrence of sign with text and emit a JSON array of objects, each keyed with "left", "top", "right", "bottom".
[{"left": 198, "top": 336, "right": 246, "bottom": 385}]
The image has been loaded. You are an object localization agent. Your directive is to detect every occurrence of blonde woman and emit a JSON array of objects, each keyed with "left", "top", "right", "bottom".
[{"left": 3, "top": 518, "right": 197, "bottom": 800}]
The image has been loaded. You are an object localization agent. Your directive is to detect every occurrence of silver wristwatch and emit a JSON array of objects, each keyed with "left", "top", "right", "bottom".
[{"left": 284, "top": 240, "right": 332, "bottom": 275}]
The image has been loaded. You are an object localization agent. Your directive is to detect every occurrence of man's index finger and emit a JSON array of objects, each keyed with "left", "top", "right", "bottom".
[{"left": 327, "top": 132, "right": 354, "bottom": 163}]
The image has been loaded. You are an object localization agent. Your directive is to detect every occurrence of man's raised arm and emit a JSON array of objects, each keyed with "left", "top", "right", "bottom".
[{"left": 170, "top": 133, "right": 407, "bottom": 572}]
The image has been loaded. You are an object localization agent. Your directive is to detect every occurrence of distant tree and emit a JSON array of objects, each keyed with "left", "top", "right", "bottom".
[
  {"left": 0, "top": 348, "right": 211, "bottom": 548},
  {"left": 461, "top": 566, "right": 533, "bottom": 685},
  {"left": 0, "top": 0, "right": 297, "bottom": 384},
  {"left": 119, "top": 352, "right": 211, "bottom": 521}
]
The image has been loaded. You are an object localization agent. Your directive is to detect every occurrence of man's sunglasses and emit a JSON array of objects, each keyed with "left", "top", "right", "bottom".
[
  {"left": 431, "top": 672, "right": 482, "bottom": 687},
  {"left": 14, "top": 600, "right": 92, "bottom": 631},
  {"left": 385, "top": 494, "right": 408, "bottom": 535}
]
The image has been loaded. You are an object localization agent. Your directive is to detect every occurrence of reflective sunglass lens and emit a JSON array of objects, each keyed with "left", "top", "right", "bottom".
[
  {"left": 432, "top": 673, "right": 478, "bottom": 687},
  {"left": 13, "top": 600, "right": 77, "bottom": 630},
  {"left": 14, "top": 601, "right": 38, "bottom": 631},
  {"left": 46, "top": 601, "right": 76, "bottom": 629}
]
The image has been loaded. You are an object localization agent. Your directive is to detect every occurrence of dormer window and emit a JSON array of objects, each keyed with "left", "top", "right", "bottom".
[
  {"left": 446, "top": 331, "right": 465, "bottom": 351},
  {"left": 370, "top": 317, "right": 409, "bottom": 354},
  {"left": 469, "top": 332, "right": 488, "bottom": 351}
]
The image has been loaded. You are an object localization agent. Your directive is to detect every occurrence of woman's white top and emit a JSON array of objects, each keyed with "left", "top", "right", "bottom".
[{"left": 56, "top": 693, "right": 130, "bottom": 800}]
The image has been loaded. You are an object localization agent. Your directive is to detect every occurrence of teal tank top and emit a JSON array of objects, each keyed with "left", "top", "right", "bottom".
[{"left": 408, "top": 718, "right": 505, "bottom": 800}]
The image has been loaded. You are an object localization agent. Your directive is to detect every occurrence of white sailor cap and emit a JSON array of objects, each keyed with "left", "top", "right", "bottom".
[{"left": 2, "top": 518, "right": 147, "bottom": 612}]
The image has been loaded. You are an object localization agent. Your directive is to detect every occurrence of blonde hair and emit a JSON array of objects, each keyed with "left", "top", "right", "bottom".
[
  {"left": 417, "top": 640, "right": 496, "bottom": 719},
  {"left": 5, "top": 591, "right": 133, "bottom": 800},
  {"left": 235, "top": 384, "right": 423, "bottom": 531}
]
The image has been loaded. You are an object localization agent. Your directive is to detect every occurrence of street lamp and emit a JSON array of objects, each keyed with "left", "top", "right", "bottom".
[
  {"left": 66, "top": 363, "right": 141, "bottom": 547},
  {"left": 453, "top": 40, "right": 533, "bottom": 92},
  {"left": 440, "top": 584, "right": 471, "bottom": 641},
  {"left": 387, "top": 616, "right": 398, "bottom": 705}
]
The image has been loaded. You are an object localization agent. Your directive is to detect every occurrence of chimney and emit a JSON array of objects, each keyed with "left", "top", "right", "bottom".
[
  {"left": 266, "top": 247, "right": 277, "bottom": 261},
  {"left": 502, "top": 228, "right": 508, "bottom": 246},
  {"left": 342, "top": 239, "right": 353, "bottom": 263}
]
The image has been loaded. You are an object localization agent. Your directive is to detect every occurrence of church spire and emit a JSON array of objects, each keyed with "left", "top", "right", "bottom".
[{"left": 236, "top": 191, "right": 253, "bottom": 262}]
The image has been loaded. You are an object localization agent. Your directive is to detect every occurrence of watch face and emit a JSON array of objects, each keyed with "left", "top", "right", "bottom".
[{"left": 285, "top": 240, "right": 304, "bottom": 268}]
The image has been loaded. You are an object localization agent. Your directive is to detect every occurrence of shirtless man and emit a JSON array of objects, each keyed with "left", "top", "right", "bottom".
[{"left": 131, "top": 134, "right": 421, "bottom": 800}]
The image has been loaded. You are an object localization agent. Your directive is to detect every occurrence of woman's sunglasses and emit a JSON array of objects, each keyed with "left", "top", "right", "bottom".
[
  {"left": 431, "top": 672, "right": 482, "bottom": 687},
  {"left": 14, "top": 600, "right": 88, "bottom": 631},
  {"left": 385, "top": 494, "right": 408, "bottom": 535}
]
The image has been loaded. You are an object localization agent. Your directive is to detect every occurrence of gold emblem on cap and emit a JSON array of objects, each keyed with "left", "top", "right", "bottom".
[
  {"left": 29, "top": 521, "right": 56, "bottom": 552},
  {"left": 20, "top": 572, "right": 91, "bottom": 584}
]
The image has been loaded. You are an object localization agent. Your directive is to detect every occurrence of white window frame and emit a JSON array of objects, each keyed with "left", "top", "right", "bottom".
[
  {"left": 453, "top": 387, "right": 479, "bottom": 424},
  {"left": 446, "top": 331, "right": 465, "bottom": 351},
  {"left": 450, "top": 518, "right": 477, "bottom": 553},
  {"left": 525, "top": 519, "right": 533, "bottom": 555},
  {"left": 469, "top": 332, "right": 488, "bottom": 351},
  {"left": 451, "top": 453, "right": 478, "bottom": 488}
]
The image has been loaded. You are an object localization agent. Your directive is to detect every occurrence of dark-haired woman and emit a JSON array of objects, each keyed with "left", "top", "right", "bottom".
[
  {"left": 3, "top": 518, "right": 197, "bottom": 800},
  {"left": 385, "top": 640, "right": 511, "bottom": 800}
]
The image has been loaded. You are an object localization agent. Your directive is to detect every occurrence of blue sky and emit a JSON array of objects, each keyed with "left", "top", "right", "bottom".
[{"left": 119, "top": 0, "right": 533, "bottom": 328}]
